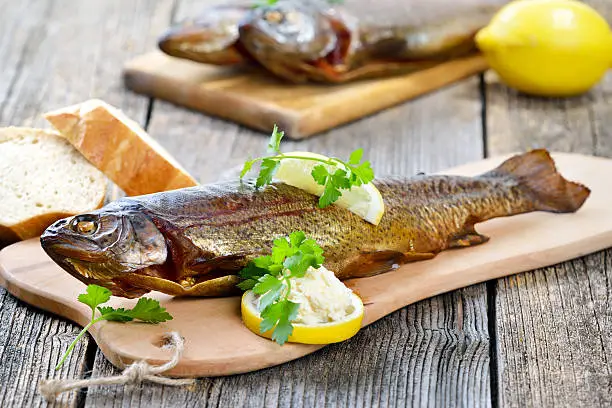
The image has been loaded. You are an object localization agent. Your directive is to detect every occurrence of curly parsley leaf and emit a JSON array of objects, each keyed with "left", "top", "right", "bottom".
[
  {"left": 259, "top": 300, "right": 284, "bottom": 333},
  {"left": 252, "top": 274, "right": 283, "bottom": 295},
  {"left": 240, "top": 125, "right": 375, "bottom": 209},
  {"left": 267, "top": 124, "right": 284, "bottom": 154},
  {"left": 237, "top": 231, "right": 325, "bottom": 345},
  {"left": 351, "top": 161, "right": 375, "bottom": 186},
  {"left": 271, "top": 237, "right": 292, "bottom": 264},
  {"left": 240, "top": 159, "right": 255, "bottom": 179},
  {"left": 270, "top": 301, "right": 300, "bottom": 345},
  {"left": 96, "top": 306, "right": 134, "bottom": 323},
  {"left": 123, "top": 298, "right": 173, "bottom": 323},
  {"left": 260, "top": 300, "right": 300, "bottom": 345},
  {"left": 311, "top": 165, "right": 329, "bottom": 186},
  {"left": 237, "top": 259, "right": 272, "bottom": 290},
  {"left": 56, "top": 284, "right": 173, "bottom": 370},
  {"left": 348, "top": 148, "right": 363, "bottom": 165},
  {"left": 258, "top": 283, "right": 283, "bottom": 311},
  {"left": 78, "top": 285, "right": 111, "bottom": 317},
  {"left": 255, "top": 158, "right": 281, "bottom": 188},
  {"left": 319, "top": 183, "right": 342, "bottom": 208}
]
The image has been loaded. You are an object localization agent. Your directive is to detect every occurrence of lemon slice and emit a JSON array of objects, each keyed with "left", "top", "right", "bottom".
[
  {"left": 274, "top": 151, "right": 385, "bottom": 225},
  {"left": 241, "top": 290, "right": 364, "bottom": 345}
]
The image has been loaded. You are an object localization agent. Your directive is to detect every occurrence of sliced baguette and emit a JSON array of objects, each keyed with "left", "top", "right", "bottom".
[
  {"left": 43, "top": 99, "right": 198, "bottom": 196},
  {"left": 0, "top": 127, "right": 107, "bottom": 246}
]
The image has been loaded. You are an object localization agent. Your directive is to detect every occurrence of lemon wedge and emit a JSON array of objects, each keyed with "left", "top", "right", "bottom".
[
  {"left": 241, "top": 289, "right": 364, "bottom": 344},
  {"left": 274, "top": 151, "right": 385, "bottom": 225},
  {"left": 475, "top": 0, "right": 612, "bottom": 97}
]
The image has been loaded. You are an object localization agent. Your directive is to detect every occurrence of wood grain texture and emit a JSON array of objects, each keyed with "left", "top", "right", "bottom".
[
  {"left": 485, "top": 1, "right": 612, "bottom": 406},
  {"left": 0, "top": 0, "right": 173, "bottom": 406},
  {"left": 86, "top": 7, "right": 493, "bottom": 399},
  {"left": 0, "top": 284, "right": 90, "bottom": 408}
]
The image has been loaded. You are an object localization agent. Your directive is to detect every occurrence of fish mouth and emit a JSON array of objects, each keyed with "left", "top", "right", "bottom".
[
  {"left": 158, "top": 3, "right": 250, "bottom": 64},
  {"left": 158, "top": 28, "right": 238, "bottom": 61},
  {"left": 40, "top": 231, "right": 152, "bottom": 299},
  {"left": 40, "top": 229, "right": 106, "bottom": 264}
]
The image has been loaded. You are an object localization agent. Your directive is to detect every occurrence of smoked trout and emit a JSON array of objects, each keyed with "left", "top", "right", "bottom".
[
  {"left": 40, "top": 150, "right": 590, "bottom": 298},
  {"left": 158, "top": 0, "right": 507, "bottom": 83}
]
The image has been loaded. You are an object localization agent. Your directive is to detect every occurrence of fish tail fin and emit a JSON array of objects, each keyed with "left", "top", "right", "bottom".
[{"left": 483, "top": 149, "right": 591, "bottom": 213}]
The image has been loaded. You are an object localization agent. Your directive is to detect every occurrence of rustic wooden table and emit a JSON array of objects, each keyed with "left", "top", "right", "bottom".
[{"left": 1, "top": 0, "right": 610, "bottom": 407}]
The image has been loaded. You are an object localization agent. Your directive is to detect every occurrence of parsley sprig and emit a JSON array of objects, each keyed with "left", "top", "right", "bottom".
[
  {"left": 238, "top": 231, "right": 325, "bottom": 345},
  {"left": 240, "top": 125, "right": 375, "bottom": 208},
  {"left": 56, "top": 285, "right": 173, "bottom": 370}
]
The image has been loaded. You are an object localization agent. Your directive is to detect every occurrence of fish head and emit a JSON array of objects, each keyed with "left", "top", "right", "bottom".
[
  {"left": 158, "top": 4, "right": 250, "bottom": 65},
  {"left": 239, "top": 0, "right": 338, "bottom": 63},
  {"left": 40, "top": 207, "right": 167, "bottom": 297}
]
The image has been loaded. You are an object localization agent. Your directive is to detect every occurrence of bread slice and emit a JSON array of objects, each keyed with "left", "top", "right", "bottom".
[
  {"left": 0, "top": 127, "right": 107, "bottom": 246},
  {"left": 43, "top": 99, "right": 198, "bottom": 196}
]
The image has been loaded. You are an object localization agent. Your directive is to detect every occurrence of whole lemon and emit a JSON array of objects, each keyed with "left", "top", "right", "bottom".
[{"left": 475, "top": 0, "right": 612, "bottom": 97}]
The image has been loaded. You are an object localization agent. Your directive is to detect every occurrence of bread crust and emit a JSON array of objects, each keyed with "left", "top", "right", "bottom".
[{"left": 43, "top": 99, "right": 198, "bottom": 196}]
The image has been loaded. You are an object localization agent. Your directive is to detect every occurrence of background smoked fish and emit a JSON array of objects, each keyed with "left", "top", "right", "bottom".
[
  {"left": 158, "top": 0, "right": 509, "bottom": 83},
  {"left": 40, "top": 149, "right": 589, "bottom": 298}
]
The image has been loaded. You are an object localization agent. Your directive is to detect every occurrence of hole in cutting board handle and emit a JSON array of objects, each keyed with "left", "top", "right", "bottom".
[{"left": 152, "top": 334, "right": 185, "bottom": 350}]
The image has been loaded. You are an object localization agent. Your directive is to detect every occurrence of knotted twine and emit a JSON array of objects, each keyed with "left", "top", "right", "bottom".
[{"left": 38, "top": 332, "right": 195, "bottom": 402}]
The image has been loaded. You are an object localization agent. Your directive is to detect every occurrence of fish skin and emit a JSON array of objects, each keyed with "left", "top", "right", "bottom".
[
  {"left": 158, "top": 0, "right": 506, "bottom": 83},
  {"left": 157, "top": 3, "right": 252, "bottom": 65},
  {"left": 40, "top": 150, "right": 590, "bottom": 298}
]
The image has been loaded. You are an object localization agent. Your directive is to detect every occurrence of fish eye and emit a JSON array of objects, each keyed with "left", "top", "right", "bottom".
[
  {"left": 264, "top": 10, "right": 284, "bottom": 24},
  {"left": 77, "top": 221, "right": 97, "bottom": 235},
  {"left": 71, "top": 216, "right": 98, "bottom": 235}
]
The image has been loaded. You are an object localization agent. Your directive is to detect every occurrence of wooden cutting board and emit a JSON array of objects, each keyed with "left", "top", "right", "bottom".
[
  {"left": 1, "top": 152, "right": 611, "bottom": 378},
  {"left": 123, "top": 51, "right": 487, "bottom": 139}
]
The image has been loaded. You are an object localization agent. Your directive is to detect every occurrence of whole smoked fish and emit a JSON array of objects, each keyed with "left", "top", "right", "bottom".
[
  {"left": 41, "top": 150, "right": 590, "bottom": 298},
  {"left": 158, "top": 0, "right": 504, "bottom": 83}
]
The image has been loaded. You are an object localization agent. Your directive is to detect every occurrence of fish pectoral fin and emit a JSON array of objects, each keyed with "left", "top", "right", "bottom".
[
  {"left": 121, "top": 273, "right": 242, "bottom": 297},
  {"left": 350, "top": 250, "right": 405, "bottom": 277},
  {"left": 349, "top": 250, "right": 436, "bottom": 278},
  {"left": 400, "top": 251, "right": 436, "bottom": 262},
  {"left": 447, "top": 227, "right": 490, "bottom": 249},
  {"left": 184, "top": 275, "right": 242, "bottom": 297}
]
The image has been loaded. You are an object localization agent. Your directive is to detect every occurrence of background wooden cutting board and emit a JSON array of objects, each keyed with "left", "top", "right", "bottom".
[
  {"left": 123, "top": 52, "right": 487, "bottom": 139},
  {"left": 1, "top": 152, "right": 610, "bottom": 378}
]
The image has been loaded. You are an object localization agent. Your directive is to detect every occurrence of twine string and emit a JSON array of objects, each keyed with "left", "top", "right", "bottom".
[{"left": 38, "top": 331, "right": 195, "bottom": 402}]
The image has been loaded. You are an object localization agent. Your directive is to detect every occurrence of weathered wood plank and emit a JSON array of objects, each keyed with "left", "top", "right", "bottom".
[
  {"left": 0, "top": 0, "right": 173, "bottom": 126},
  {"left": 86, "top": 67, "right": 492, "bottom": 408},
  {"left": 0, "top": 287, "right": 91, "bottom": 408},
  {"left": 485, "top": 1, "right": 612, "bottom": 406},
  {"left": 0, "top": 0, "right": 174, "bottom": 406}
]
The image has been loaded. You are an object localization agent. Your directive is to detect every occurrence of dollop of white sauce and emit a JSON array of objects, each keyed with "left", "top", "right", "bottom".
[{"left": 287, "top": 265, "right": 356, "bottom": 325}]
